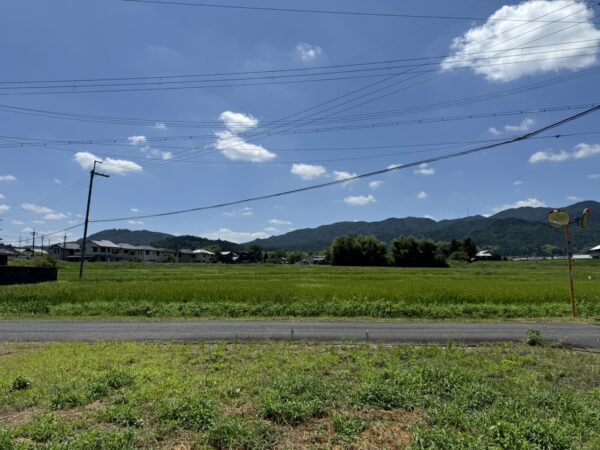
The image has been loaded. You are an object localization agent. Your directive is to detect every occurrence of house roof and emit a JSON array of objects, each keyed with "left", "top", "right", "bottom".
[
  {"left": 477, "top": 250, "right": 493, "bottom": 256},
  {"left": 178, "top": 249, "right": 195, "bottom": 255},
  {"left": 118, "top": 243, "right": 139, "bottom": 250},
  {"left": 89, "top": 240, "right": 120, "bottom": 248},
  {"left": 53, "top": 242, "right": 80, "bottom": 250},
  {"left": 591, "top": 245, "right": 600, "bottom": 251},
  {"left": 194, "top": 249, "right": 215, "bottom": 255}
]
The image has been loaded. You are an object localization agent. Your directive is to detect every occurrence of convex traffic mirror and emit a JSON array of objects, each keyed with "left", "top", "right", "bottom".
[{"left": 547, "top": 209, "right": 570, "bottom": 228}]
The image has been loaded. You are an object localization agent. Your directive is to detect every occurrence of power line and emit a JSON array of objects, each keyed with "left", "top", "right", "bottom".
[
  {"left": 89, "top": 105, "right": 600, "bottom": 224},
  {"left": 121, "top": 0, "right": 594, "bottom": 24}
]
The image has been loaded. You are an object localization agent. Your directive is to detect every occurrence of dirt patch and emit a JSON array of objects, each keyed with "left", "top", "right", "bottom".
[
  {"left": 223, "top": 402, "right": 258, "bottom": 418},
  {"left": 54, "top": 399, "right": 109, "bottom": 421},
  {"left": 356, "top": 410, "right": 421, "bottom": 450},
  {"left": 0, "top": 409, "right": 38, "bottom": 427},
  {"left": 275, "top": 410, "right": 421, "bottom": 450}
]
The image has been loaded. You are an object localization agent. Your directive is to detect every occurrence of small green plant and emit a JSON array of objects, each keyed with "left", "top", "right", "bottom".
[
  {"left": 526, "top": 329, "right": 543, "bottom": 346},
  {"left": 332, "top": 413, "right": 369, "bottom": 443},
  {"left": 16, "top": 414, "right": 66, "bottom": 443},
  {"left": 259, "top": 373, "right": 330, "bottom": 425},
  {"left": 208, "top": 416, "right": 276, "bottom": 450},
  {"left": 62, "top": 429, "right": 136, "bottom": 450},
  {"left": 98, "top": 404, "right": 143, "bottom": 427},
  {"left": 50, "top": 385, "right": 86, "bottom": 410},
  {"left": 10, "top": 375, "right": 32, "bottom": 392},
  {"left": 0, "top": 427, "right": 14, "bottom": 450},
  {"left": 159, "top": 396, "right": 217, "bottom": 431}
]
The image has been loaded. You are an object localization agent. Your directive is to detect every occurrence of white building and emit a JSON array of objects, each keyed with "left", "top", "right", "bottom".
[
  {"left": 194, "top": 249, "right": 215, "bottom": 263},
  {"left": 590, "top": 245, "right": 600, "bottom": 259}
]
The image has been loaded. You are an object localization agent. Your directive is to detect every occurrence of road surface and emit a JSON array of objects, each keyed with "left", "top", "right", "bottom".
[{"left": 0, "top": 321, "right": 598, "bottom": 348}]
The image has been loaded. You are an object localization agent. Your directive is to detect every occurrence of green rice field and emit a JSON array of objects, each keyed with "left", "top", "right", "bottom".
[{"left": 1, "top": 260, "right": 599, "bottom": 320}]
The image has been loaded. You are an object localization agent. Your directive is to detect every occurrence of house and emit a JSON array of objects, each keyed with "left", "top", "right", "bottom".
[
  {"left": 85, "top": 240, "right": 121, "bottom": 262},
  {"left": 475, "top": 250, "right": 500, "bottom": 261},
  {"left": 218, "top": 251, "right": 238, "bottom": 264},
  {"left": 177, "top": 249, "right": 195, "bottom": 264},
  {"left": 194, "top": 249, "right": 215, "bottom": 263},
  {"left": 309, "top": 255, "right": 327, "bottom": 265},
  {"left": 0, "top": 248, "right": 17, "bottom": 266},
  {"left": 118, "top": 243, "right": 144, "bottom": 262},
  {"left": 135, "top": 245, "right": 162, "bottom": 263},
  {"left": 591, "top": 245, "right": 600, "bottom": 259},
  {"left": 47, "top": 242, "right": 80, "bottom": 261},
  {"left": 159, "top": 248, "right": 177, "bottom": 263}
]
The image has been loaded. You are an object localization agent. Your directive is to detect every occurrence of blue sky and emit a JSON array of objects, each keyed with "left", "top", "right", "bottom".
[{"left": 1, "top": 0, "right": 599, "bottom": 244}]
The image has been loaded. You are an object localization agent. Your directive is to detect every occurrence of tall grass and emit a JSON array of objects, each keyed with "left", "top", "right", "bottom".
[{"left": 1, "top": 260, "right": 599, "bottom": 319}]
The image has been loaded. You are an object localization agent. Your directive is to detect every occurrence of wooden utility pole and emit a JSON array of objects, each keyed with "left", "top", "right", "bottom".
[
  {"left": 79, "top": 161, "right": 110, "bottom": 279},
  {"left": 62, "top": 234, "right": 67, "bottom": 261},
  {"left": 31, "top": 230, "right": 36, "bottom": 257},
  {"left": 565, "top": 224, "right": 576, "bottom": 317}
]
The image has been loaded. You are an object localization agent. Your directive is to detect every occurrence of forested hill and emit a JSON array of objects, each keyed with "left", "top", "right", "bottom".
[
  {"left": 248, "top": 201, "right": 600, "bottom": 255},
  {"left": 82, "top": 229, "right": 173, "bottom": 246}
]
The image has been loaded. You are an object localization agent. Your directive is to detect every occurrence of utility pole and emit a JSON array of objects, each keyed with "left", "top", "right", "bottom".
[
  {"left": 79, "top": 161, "right": 110, "bottom": 279},
  {"left": 41, "top": 235, "right": 45, "bottom": 254},
  {"left": 62, "top": 234, "right": 67, "bottom": 261},
  {"left": 31, "top": 230, "right": 36, "bottom": 257}
]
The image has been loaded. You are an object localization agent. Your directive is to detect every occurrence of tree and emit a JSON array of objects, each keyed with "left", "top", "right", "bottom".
[
  {"left": 330, "top": 235, "right": 388, "bottom": 266},
  {"left": 462, "top": 237, "right": 478, "bottom": 259},
  {"left": 390, "top": 236, "right": 447, "bottom": 267}
]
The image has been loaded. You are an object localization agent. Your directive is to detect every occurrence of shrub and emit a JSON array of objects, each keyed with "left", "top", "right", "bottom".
[
  {"left": 32, "top": 254, "right": 58, "bottom": 268},
  {"left": 50, "top": 385, "right": 86, "bottom": 410},
  {"left": 10, "top": 375, "right": 32, "bottom": 392},
  {"left": 355, "top": 372, "right": 419, "bottom": 410},
  {"left": 526, "top": 329, "right": 543, "bottom": 346},
  {"left": 260, "top": 374, "right": 329, "bottom": 425},
  {"left": 62, "top": 429, "right": 136, "bottom": 450},
  {"left": 16, "top": 414, "right": 65, "bottom": 443},
  {"left": 332, "top": 414, "right": 369, "bottom": 443},
  {"left": 159, "top": 396, "right": 217, "bottom": 431},
  {"left": 391, "top": 236, "right": 448, "bottom": 268},
  {"left": 448, "top": 251, "right": 470, "bottom": 262}
]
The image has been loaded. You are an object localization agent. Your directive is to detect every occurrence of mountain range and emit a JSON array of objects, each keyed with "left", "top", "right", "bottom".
[{"left": 84, "top": 201, "right": 600, "bottom": 256}]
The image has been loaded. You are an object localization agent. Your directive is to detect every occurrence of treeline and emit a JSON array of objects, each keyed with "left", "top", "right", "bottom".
[{"left": 328, "top": 235, "right": 479, "bottom": 267}]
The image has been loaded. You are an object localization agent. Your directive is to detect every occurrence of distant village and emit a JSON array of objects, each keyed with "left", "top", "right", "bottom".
[{"left": 2, "top": 239, "right": 328, "bottom": 265}]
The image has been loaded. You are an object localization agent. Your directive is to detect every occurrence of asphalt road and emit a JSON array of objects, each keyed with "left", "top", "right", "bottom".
[{"left": 0, "top": 321, "right": 599, "bottom": 348}]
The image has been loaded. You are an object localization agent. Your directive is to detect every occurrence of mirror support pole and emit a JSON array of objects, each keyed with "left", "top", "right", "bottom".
[{"left": 565, "top": 224, "right": 576, "bottom": 317}]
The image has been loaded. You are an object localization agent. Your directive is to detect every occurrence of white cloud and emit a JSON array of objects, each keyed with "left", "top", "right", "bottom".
[
  {"left": 417, "top": 191, "right": 428, "bottom": 200},
  {"left": 11, "top": 220, "right": 24, "bottom": 225},
  {"left": 128, "top": 220, "right": 144, "bottom": 225},
  {"left": 344, "top": 194, "right": 376, "bottom": 206},
  {"left": 127, "top": 135, "right": 147, "bottom": 145},
  {"left": 269, "top": 219, "right": 292, "bottom": 226},
  {"left": 589, "top": 173, "right": 600, "bottom": 179},
  {"left": 387, "top": 163, "right": 404, "bottom": 172},
  {"left": 414, "top": 163, "right": 435, "bottom": 176},
  {"left": 32, "top": 220, "right": 45, "bottom": 224},
  {"left": 74, "top": 152, "right": 143, "bottom": 175},
  {"left": 44, "top": 212, "right": 67, "bottom": 221},
  {"left": 529, "top": 143, "right": 600, "bottom": 163},
  {"left": 0, "top": 175, "right": 16, "bottom": 182},
  {"left": 491, "top": 198, "right": 547, "bottom": 214},
  {"left": 54, "top": 178, "right": 62, "bottom": 184},
  {"left": 488, "top": 127, "right": 501, "bottom": 136},
  {"left": 441, "top": 0, "right": 600, "bottom": 82},
  {"left": 202, "top": 228, "right": 270, "bottom": 244},
  {"left": 369, "top": 180, "right": 383, "bottom": 190},
  {"left": 131, "top": 208, "right": 140, "bottom": 213},
  {"left": 21, "top": 227, "right": 34, "bottom": 233},
  {"left": 566, "top": 196, "right": 580, "bottom": 202},
  {"left": 0, "top": 204, "right": 10, "bottom": 214},
  {"left": 67, "top": 220, "right": 79, "bottom": 224},
  {"left": 296, "top": 42, "right": 322, "bottom": 62},
  {"left": 0, "top": 193, "right": 4, "bottom": 199},
  {"left": 290, "top": 163, "right": 327, "bottom": 180},
  {"left": 424, "top": 215, "right": 436, "bottom": 221},
  {"left": 140, "top": 146, "right": 173, "bottom": 160},
  {"left": 513, "top": 180, "right": 523, "bottom": 186},
  {"left": 264, "top": 227, "right": 280, "bottom": 234},
  {"left": 154, "top": 122, "right": 167, "bottom": 130},
  {"left": 22, "top": 203, "right": 53, "bottom": 214},
  {"left": 332, "top": 170, "right": 358, "bottom": 184},
  {"left": 219, "top": 111, "right": 259, "bottom": 133},
  {"left": 214, "top": 111, "right": 275, "bottom": 163},
  {"left": 505, "top": 118, "right": 535, "bottom": 133},
  {"left": 44, "top": 212, "right": 67, "bottom": 220},
  {"left": 242, "top": 207, "right": 253, "bottom": 216}
]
